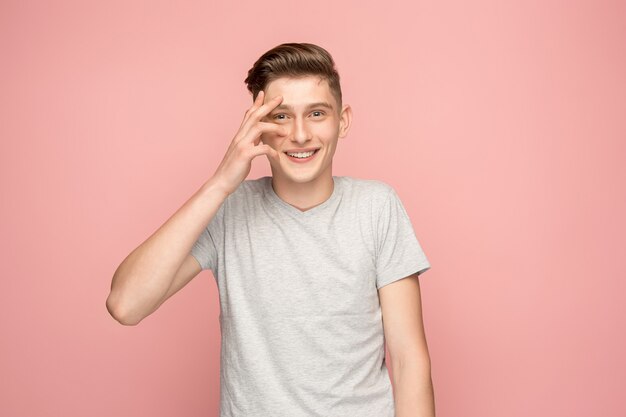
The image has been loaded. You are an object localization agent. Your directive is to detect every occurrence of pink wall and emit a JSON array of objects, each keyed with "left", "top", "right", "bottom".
[{"left": 1, "top": 1, "right": 624, "bottom": 416}]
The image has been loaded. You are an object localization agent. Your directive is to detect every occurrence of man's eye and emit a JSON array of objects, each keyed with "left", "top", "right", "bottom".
[
  {"left": 273, "top": 114, "right": 286, "bottom": 120},
  {"left": 312, "top": 111, "right": 324, "bottom": 117}
]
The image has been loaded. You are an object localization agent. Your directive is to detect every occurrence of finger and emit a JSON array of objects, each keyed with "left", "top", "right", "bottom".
[
  {"left": 239, "top": 90, "right": 265, "bottom": 129},
  {"left": 247, "top": 94, "right": 283, "bottom": 126},
  {"left": 249, "top": 143, "right": 279, "bottom": 160},
  {"left": 236, "top": 120, "right": 286, "bottom": 145},
  {"left": 251, "top": 90, "right": 264, "bottom": 112},
  {"left": 238, "top": 95, "right": 284, "bottom": 143},
  {"left": 248, "top": 122, "right": 288, "bottom": 145}
]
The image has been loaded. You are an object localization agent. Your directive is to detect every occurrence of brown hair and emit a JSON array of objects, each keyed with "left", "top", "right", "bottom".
[{"left": 244, "top": 42, "right": 342, "bottom": 113}]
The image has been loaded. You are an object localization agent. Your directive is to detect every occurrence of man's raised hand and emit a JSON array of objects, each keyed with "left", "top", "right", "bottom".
[{"left": 211, "top": 90, "right": 285, "bottom": 195}]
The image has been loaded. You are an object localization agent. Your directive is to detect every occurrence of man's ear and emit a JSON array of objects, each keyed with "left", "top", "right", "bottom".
[{"left": 338, "top": 104, "right": 352, "bottom": 138}]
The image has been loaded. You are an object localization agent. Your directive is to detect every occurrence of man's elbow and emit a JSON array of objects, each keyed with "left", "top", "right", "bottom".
[
  {"left": 391, "top": 348, "right": 432, "bottom": 373},
  {"left": 106, "top": 294, "right": 142, "bottom": 326}
]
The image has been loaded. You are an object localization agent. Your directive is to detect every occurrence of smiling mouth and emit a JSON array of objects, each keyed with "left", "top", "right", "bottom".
[
  {"left": 284, "top": 149, "right": 320, "bottom": 158},
  {"left": 283, "top": 148, "right": 320, "bottom": 161}
]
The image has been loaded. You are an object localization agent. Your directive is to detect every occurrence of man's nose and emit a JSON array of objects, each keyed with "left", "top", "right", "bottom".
[{"left": 291, "top": 117, "right": 311, "bottom": 144}]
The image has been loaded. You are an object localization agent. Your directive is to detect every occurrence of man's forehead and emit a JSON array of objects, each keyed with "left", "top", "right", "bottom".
[
  {"left": 272, "top": 101, "right": 335, "bottom": 111},
  {"left": 266, "top": 75, "right": 326, "bottom": 88},
  {"left": 264, "top": 76, "right": 335, "bottom": 109},
  {"left": 265, "top": 76, "right": 330, "bottom": 95}
]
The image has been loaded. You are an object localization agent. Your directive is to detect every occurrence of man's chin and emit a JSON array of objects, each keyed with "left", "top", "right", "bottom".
[{"left": 272, "top": 168, "right": 319, "bottom": 185}]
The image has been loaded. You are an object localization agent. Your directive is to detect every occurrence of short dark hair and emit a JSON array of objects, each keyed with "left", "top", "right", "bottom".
[{"left": 244, "top": 42, "right": 342, "bottom": 112}]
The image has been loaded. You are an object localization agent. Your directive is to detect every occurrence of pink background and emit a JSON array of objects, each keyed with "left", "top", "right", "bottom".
[{"left": 1, "top": 1, "right": 624, "bottom": 416}]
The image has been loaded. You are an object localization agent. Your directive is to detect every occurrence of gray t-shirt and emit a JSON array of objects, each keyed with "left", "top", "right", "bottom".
[{"left": 191, "top": 175, "right": 431, "bottom": 417}]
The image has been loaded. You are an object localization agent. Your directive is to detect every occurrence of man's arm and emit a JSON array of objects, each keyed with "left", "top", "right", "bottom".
[
  {"left": 106, "top": 179, "right": 229, "bottom": 326},
  {"left": 379, "top": 273, "right": 436, "bottom": 417},
  {"left": 106, "top": 89, "right": 285, "bottom": 326}
]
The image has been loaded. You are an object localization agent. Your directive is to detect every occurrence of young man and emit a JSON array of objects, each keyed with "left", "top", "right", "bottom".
[{"left": 107, "top": 43, "right": 435, "bottom": 417}]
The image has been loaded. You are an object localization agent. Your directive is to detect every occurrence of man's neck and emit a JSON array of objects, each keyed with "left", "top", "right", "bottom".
[{"left": 270, "top": 170, "right": 334, "bottom": 212}]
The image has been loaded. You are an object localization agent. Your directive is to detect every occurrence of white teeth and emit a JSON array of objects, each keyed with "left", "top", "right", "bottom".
[{"left": 287, "top": 150, "right": 315, "bottom": 158}]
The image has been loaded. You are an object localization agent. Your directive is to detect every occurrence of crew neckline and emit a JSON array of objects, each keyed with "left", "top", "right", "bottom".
[{"left": 263, "top": 176, "right": 343, "bottom": 218}]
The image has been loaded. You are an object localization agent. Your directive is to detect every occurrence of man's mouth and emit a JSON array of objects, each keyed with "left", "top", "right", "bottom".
[{"left": 284, "top": 148, "right": 320, "bottom": 161}]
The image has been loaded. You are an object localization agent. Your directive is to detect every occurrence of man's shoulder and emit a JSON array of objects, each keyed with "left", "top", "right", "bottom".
[
  {"left": 228, "top": 176, "right": 268, "bottom": 200},
  {"left": 339, "top": 175, "right": 394, "bottom": 199}
]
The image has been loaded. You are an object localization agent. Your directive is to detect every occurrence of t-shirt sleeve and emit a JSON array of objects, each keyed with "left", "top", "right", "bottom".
[
  {"left": 190, "top": 201, "right": 225, "bottom": 271},
  {"left": 375, "top": 187, "right": 431, "bottom": 289}
]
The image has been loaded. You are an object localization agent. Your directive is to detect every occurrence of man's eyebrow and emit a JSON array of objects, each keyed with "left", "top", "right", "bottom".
[{"left": 272, "top": 102, "right": 334, "bottom": 111}]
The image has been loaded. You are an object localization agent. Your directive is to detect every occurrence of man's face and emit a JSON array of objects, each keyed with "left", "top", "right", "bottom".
[{"left": 259, "top": 75, "right": 351, "bottom": 185}]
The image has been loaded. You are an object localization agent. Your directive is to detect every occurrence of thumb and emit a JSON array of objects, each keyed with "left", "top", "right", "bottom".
[
  {"left": 269, "top": 146, "right": 280, "bottom": 160},
  {"left": 252, "top": 143, "right": 279, "bottom": 160}
]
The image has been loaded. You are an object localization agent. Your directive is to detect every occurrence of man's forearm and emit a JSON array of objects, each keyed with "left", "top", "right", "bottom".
[
  {"left": 106, "top": 178, "right": 229, "bottom": 325},
  {"left": 391, "top": 359, "right": 436, "bottom": 417}
]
